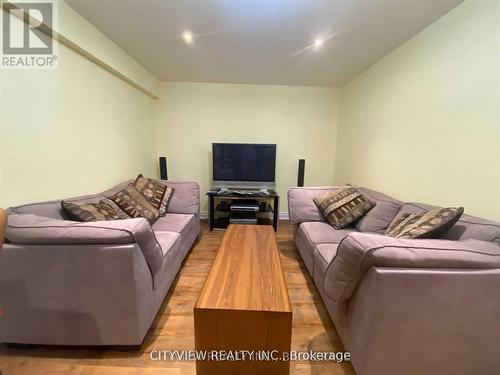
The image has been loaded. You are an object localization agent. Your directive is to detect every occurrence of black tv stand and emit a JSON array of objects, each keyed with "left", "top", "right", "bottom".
[{"left": 207, "top": 190, "right": 279, "bottom": 231}]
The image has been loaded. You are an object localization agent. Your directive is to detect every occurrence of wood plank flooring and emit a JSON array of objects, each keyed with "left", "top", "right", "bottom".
[{"left": 0, "top": 221, "right": 355, "bottom": 375}]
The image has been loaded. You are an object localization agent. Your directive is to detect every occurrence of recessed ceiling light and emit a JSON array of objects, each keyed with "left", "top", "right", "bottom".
[
  {"left": 314, "top": 38, "right": 324, "bottom": 49},
  {"left": 182, "top": 31, "right": 193, "bottom": 44}
]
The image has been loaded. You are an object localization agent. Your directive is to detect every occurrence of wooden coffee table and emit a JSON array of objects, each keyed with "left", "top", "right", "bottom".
[{"left": 194, "top": 224, "right": 292, "bottom": 375}]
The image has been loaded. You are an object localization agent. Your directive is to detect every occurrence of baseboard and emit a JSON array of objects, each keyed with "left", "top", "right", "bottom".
[
  {"left": 199, "top": 211, "right": 289, "bottom": 220},
  {"left": 279, "top": 212, "right": 289, "bottom": 220}
]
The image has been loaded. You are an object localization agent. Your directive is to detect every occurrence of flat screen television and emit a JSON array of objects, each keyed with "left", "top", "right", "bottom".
[{"left": 212, "top": 143, "right": 276, "bottom": 190}]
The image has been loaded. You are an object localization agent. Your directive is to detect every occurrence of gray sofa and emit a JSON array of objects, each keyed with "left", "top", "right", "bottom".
[
  {"left": 0, "top": 179, "right": 200, "bottom": 346},
  {"left": 288, "top": 186, "right": 500, "bottom": 375}
]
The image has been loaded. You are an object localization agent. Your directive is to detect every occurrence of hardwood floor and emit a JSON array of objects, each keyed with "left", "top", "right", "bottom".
[{"left": 0, "top": 221, "right": 355, "bottom": 375}]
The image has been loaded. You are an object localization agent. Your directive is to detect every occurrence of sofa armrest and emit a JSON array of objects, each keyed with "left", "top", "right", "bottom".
[
  {"left": 0, "top": 241, "right": 154, "bottom": 345},
  {"left": 6, "top": 214, "right": 164, "bottom": 276},
  {"left": 344, "top": 267, "right": 500, "bottom": 374},
  {"left": 324, "top": 232, "right": 500, "bottom": 306},
  {"left": 287, "top": 186, "right": 341, "bottom": 224}
]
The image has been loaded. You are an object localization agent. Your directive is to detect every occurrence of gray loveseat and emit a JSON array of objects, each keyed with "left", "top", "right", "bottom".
[
  {"left": 288, "top": 186, "right": 500, "bottom": 375},
  {"left": 0, "top": 179, "right": 200, "bottom": 346}
]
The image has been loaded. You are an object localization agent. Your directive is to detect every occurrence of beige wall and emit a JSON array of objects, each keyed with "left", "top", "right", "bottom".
[
  {"left": 2, "top": 0, "right": 498, "bottom": 223},
  {"left": 335, "top": 0, "right": 500, "bottom": 221},
  {"left": 59, "top": 1, "right": 159, "bottom": 96},
  {"left": 0, "top": 8, "right": 157, "bottom": 207},
  {"left": 155, "top": 82, "right": 340, "bottom": 213}
]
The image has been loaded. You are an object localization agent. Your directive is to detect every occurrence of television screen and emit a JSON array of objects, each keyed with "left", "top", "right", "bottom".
[{"left": 212, "top": 143, "right": 276, "bottom": 182}]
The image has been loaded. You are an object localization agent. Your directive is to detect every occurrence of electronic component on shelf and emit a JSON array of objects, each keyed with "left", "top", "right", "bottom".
[
  {"left": 229, "top": 218, "right": 258, "bottom": 224},
  {"left": 230, "top": 204, "right": 259, "bottom": 212}
]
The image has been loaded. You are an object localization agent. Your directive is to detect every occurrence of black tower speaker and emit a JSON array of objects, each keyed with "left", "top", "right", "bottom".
[
  {"left": 297, "top": 159, "right": 305, "bottom": 187},
  {"left": 159, "top": 157, "right": 168, "bottom": 180}
]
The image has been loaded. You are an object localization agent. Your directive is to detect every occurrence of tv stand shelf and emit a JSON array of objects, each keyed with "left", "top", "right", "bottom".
[{"left": 206, "top": 191, "right": 279, "bottom": 231}]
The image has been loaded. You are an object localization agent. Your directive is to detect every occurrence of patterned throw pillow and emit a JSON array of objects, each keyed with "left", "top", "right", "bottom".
[
  {"left": 61, "top": 198, "right": 128, "bottom": 222},
  {"left": 385, "top": 213, "right": 412, "bottom": 234},
  {"left": 385, "top": 207, "right": 464, "bottom": 239},
  {"left": 134, "top": 174, "right": 175, "bottom": 216},
  {"left": 109, "top": 184, "right": 160, "bottom": 224},
  {"left": 313, "top": 187, "right": 375, "bottom": 229}
]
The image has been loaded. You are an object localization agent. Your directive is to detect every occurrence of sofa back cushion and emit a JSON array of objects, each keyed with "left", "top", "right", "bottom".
[
  {"left": 9, "top": 180, "right": 200, "bottom": 220},
  {"left": 61, "top": 199, "right": 129, "bottom": 222},
  {"left": 288, "top": 187, "right": 342, "bottom": 224},
  {"left": 159, "top": 181, "right": 200, "bottom": 216},
  {"left": 353, "top": 187, "right": 404, "bottom": 233},
  {"left": 443, "top": 215, "right": 500, "bottom": 245},
  {"left": 9, "top": 200, "right": 68, "bottom": 220},
  {"left": 392, "top": 203, "right": 500, "bottom": 245},
  {"left": 8, "top": 181, "right": 131, "bottom": 220},
  {"left": 10, "top": 195, "right": 111, "bottom": 221}
]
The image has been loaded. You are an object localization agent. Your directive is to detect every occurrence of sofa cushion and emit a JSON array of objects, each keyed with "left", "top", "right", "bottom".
[
  {"left": 61, "top": 199, "right": 128, "bottom": 222},
  {"left": 295, "top": 222, "right": 355, "bottom": 277},
  {"left": 353, "top": 187, "right": 404, "bottom": 233},
  {"left": 6, "top": 214, "right": 164, "bottom": 277},
  {"left": 298, "top": 222, "right": 356, "bottom": 248},
  {"left": 394, "top": 203, "right": 500, "bottom": 245},
  {"left": 134, "top": 174, "right": 175, "bottom": 216},
  {"left": 109, "top": 184, "right": 159, "bottom": 224},
  {"left": 154, "top": 231, "right": 181, "bottom": 256},
  {"left": 314, "top": 187, "right": 375, "bottom": 229},
  {"left": 316, "top": 242, "right": 339, "bottom": 264},
  {"left": 313, "top": 243, "right": 339, "bottom": 293},
  {"left": 152, "top": 213, "right": 196, "bottom": 239},
  {"left": 324, "top": 232, "right": 500, "bottom": 307},
  {"left": 385, "top": 207, "right": 464, "bottom": 239}
]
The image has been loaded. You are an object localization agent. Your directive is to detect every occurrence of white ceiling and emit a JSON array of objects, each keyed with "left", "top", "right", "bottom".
[{"left": 65, "top": 0, "right": 463, "bottom": 87}]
